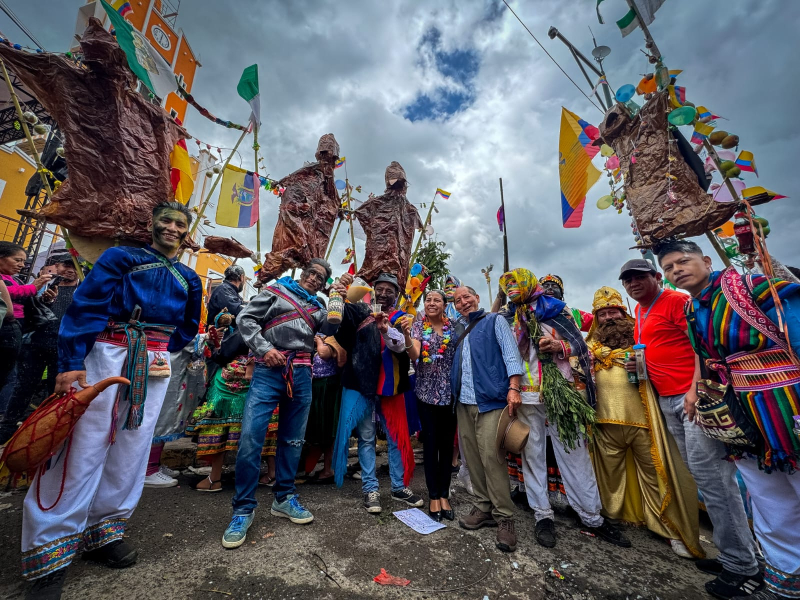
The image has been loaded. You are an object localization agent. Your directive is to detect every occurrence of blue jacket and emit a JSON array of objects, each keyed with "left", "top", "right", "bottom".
[{"left": 451, "top": 309, "right": 510, "bottom": 413}]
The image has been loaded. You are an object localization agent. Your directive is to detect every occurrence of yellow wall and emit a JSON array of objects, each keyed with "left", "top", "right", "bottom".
[{"left": 0, "top": 146, "right": 37, "bottom": 242}]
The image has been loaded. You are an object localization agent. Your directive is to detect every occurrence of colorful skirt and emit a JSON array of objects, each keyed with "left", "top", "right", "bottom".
[
  {"left": 305, "top": 376, "right": 342, "bottom": 448},
  {"left": 186, "top": 371, "right": 278, "bottom": 457}
]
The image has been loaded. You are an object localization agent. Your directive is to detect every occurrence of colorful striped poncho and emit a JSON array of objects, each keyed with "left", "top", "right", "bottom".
[{"left": 688, "top": 268, "right": 800, "bottom": 472}]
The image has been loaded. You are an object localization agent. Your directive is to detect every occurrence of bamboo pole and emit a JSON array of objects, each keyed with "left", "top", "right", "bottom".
[
  {"left": 0, "top": 58, "right": 84, "bottom": 280},
  {"left": 343, "top": 161, "right": 357, "bottom": 271},
  {"left": 411, "top": 192, "right": 437, "bottom": 262},
  {"left": 325, "top": 216, "right": 343, "bottom": 261},
  {"left": 253, "top": 124, "right": 261, "bottom": 261},
  {"left": 181, "top": 127, "right": 248, "bottom": 259}
]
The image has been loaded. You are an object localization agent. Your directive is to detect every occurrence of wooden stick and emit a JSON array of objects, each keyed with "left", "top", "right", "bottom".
[
  {"left": 411, "top": 192, "right": 437, "bottom": 262},
  {"left": 253, "top": 124, "right": 261, "bottom": 261},
  {"left": 325, "top": 216, "right": 343, "bottom": 261},
  {"left": 182, "top": 127, "right": 249, "bottom": 258},
  {"left": 499, "top": 178, "right": 509, "bottom": 274},
  {"left": 344, "top": 162, "right": 357, "bottom": 271},
  {"left": 0, "top": 58, "right": 84, "bottom": 280}
]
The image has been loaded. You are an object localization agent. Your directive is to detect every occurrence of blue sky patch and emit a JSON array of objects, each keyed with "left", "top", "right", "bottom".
[{"left": 404, "top": 27, "right": 480, "bottom": 121}]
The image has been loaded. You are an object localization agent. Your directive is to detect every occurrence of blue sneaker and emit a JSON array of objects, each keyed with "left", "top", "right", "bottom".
[
  {"left": 221, "top": 512, "right": 255, "bottom": 549},
  {"left": 271, "top": 494, "right": 314, "bottom": 524}
]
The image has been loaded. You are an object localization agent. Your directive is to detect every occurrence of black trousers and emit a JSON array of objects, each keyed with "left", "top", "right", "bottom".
[
  {"left": 417, "top": 400, "right": 457, "bottom": 500},
  {"left": 1, "top": 340, "right": 57, "bottom": 444},
  {"left": 0, "top": 320, "right": 21, "bottom": 395}
]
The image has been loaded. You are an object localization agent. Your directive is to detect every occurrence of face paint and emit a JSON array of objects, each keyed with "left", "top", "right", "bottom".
[{"left": 152, "top": 209, "right": 189, "bottom": 255}]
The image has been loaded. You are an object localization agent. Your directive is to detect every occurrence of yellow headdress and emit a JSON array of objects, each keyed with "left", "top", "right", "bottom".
[{"left": 586, "top": 286, "right": 632, "bottom": 341}]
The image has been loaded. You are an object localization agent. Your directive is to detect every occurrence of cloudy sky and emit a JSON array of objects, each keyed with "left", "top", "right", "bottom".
[{"left": 3, "top": 0, "right": 798, "bottom": 310}]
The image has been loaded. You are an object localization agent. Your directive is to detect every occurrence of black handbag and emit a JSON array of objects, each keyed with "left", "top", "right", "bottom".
[{"left": 22, "top": 295, "right": 57, "bottom": 335}]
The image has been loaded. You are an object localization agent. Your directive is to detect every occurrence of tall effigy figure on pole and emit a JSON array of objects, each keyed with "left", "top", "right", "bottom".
[
  {"left": 261, "top": 134, "right": 341, "bottom": 281},
  {"left": 0, "top": 18, "right": 188, "bottom": 246},
  {"left": 355, "top": 161, "right": 423, "bottom": 290}
]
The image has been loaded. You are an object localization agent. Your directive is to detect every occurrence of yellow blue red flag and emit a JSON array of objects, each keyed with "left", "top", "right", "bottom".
[
  {"left": 735, "top": 151, "right": 758, "bottom": 177},
  {"left": 216, "top": 165, "right": 260, "bottom": 228},
  {"left": 559, "top": 108, "right": 601, "bottom": 228},
  {"left": 169, "top": 137, "right": 193, "bottom": 204}
]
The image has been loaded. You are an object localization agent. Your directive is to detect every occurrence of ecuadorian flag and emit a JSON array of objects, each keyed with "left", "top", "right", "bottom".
[
  {"left": 111, "top": 0, "right": 132, "bottom": 16},
  {"left": 435, "top": 188, "right": 451, "bottom": 200},
  {"left": 334, "top": 157, "right": 346, "bottom": 169},
  {"left": 216, "top": 165, "right": 260, "bottom": 228}
]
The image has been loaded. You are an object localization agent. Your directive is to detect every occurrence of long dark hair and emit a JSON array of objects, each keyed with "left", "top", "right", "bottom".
[{"left": 0, "top": 241, "right": 25, "bottom": 259}]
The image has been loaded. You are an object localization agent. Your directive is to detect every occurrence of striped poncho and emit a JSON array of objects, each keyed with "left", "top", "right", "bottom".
[{"left": 688, "top": 268, "right": 800, "bottom": 472}]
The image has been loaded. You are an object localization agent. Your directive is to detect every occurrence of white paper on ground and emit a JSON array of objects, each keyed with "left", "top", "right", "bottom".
[{"left": 393, "top": 508, "right": 446, "bottom": 535}]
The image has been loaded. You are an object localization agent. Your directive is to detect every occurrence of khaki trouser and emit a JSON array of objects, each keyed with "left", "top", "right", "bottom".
[{"left": 456, "top": 403, "right": 514, "bottom": 520}]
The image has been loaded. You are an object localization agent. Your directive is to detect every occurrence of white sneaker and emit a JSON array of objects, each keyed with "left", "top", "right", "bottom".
[
  {"left": 670, "top": 539, "right": 693, "bottom": 558},
  {"left": 144, "top": 471, "right": 178, "bottom": 488},
  {"left": 159, "top": 465, "right": 180, "bottom": 479},
  {"left": 352, "top": 471, "right": 362, "bottom": 480}
]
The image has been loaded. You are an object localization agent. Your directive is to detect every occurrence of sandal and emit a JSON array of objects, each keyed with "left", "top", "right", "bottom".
[
  {"left": 194, "top": 476, "right": 223, "bottom": 493},
  {"left": 258, "top": 476, "right": 276, "bottom": 487}
]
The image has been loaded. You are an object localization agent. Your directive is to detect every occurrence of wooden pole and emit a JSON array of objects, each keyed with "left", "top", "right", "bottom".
[
  {"left": 0, "top": 58, "right": 83, "bottom": 280},
  {"left": 181, "top": 127, "right": 248, "bottom": 259},
  {"left": 253, "top": 124, "right": 261, "bottom": 261},
  {"left": 325, "top": 216, "right": 343, "bottom": 261},
  {"left": 624, "top": 0, "right": 661, "bottom": 59},
  {"left": 499, "top": 178, "right": 509, "bottom": 273},
  {"left": 411, "top": 192, "right": 437, "bottom": 262},
  {"left": 344, "top": 161, "right": 357, "bottom": 271}
]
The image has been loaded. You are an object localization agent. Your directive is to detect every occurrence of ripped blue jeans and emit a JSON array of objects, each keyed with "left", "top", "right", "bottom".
[{"left": 232, "top": 363, "right": 312, "bottom": 513}]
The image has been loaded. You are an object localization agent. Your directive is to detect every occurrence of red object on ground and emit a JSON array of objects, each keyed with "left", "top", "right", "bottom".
[{"left": 373, "top": 569, "right": 411, "bottom": 587}]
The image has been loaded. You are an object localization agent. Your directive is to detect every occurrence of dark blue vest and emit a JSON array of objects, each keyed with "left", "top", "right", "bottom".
[{"left": 451, "top": 310, "right": 510, "bottom": 413}]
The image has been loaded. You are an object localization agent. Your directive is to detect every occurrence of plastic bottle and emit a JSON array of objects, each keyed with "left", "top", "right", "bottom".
[
  {"left": 733, "top": 212, "right": 756, "bottom": 255},
  {"left": 625, "top": 352, "right": 639, "bottom": 384},
  {"left": 632, "top": 344, "right": 649, "bottom": 381}
]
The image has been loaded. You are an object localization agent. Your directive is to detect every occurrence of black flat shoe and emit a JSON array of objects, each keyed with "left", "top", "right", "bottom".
[
  {"left": 441, "top": 509, "right": 455, "bottom": 521},
  {"left": 428, "top": 510, "right": 442, "bottom": 522}
]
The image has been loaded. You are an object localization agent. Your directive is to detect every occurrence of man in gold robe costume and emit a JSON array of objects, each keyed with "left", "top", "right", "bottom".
[{"left": 587, "top": 286, "right": 704, "bottom": 559}]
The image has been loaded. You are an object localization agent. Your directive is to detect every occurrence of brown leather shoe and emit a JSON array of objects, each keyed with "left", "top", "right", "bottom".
[
  {"left": 496, "top": 519, "right": 517, "bottom": 552},
  {"left": 458, "top": 506, "right": 498, "bottom": 530}
]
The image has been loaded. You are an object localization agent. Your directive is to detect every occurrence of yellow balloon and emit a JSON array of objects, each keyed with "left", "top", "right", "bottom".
[
  {"left": 596, "top": 195, "right": 614, "bottom": 210},
  {"left": 600, "top": 144, "right": 615, "bottom": 157}
]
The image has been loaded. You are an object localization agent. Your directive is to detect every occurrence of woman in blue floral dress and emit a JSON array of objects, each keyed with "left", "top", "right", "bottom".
[{"left": 401, "top": 290, "right": 458, "bottom": 521}]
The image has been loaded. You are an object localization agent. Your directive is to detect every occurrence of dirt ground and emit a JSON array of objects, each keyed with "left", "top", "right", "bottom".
[{"left": 0, "top": 452, "right": 720, "bottom": 600}]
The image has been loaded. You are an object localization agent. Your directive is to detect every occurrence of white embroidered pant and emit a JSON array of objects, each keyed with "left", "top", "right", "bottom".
[
  {"left": 21, "top": 342, "right": 170, "bottom": 580},
  {"left": 517, "top": 403, "right": 604, "bottom": 527},
  {"left": 736, "top": 458, "right": 800, "bottom": 597}
]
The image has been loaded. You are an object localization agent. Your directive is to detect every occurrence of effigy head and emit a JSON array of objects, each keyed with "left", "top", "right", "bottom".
[
  {"left": 385, "top": 161, "right": 407, "bottom": 191},
  {"left": 315, "top": 133, "right": 340, "bottom": 162}
]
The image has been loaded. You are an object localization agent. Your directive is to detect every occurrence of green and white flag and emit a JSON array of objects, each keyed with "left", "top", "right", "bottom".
[
  {"left": 100, "top": 0, "right": 177, "bottom": 100},
  {"left": 616, "top": 0, "right": 666, "bottom": 37},
  {"left": 237, "top": 64, "right": 260, "bottom": 130},
  {"left": 597, "top": 0, "right": 666, "bottom": 37}
]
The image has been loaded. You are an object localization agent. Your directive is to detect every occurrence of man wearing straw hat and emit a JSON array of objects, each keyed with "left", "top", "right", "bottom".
[
  {"left": 497, "top": 268, "right": 630, "bottom": 550},
  {"left": 450, "top": 285, "right": 524, "bottom": 552}
]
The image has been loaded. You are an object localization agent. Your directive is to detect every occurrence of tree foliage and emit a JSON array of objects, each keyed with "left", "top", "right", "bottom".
[{"left": 415, "top": 239, "right": 451, "bottom": 291}]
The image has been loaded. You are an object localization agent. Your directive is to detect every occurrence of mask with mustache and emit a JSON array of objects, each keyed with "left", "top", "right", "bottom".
[{"left": 595, "top": 318, "right": 635, "bottom": 350}]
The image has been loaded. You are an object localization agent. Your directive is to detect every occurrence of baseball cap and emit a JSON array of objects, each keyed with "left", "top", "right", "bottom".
[{"left": 619, "top": 258, "right": 657, "bottom": 280}]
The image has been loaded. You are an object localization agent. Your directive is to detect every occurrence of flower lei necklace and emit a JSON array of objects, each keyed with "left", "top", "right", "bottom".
[{"left": 421, "top": 316, "right": 451, "bottom": 363}]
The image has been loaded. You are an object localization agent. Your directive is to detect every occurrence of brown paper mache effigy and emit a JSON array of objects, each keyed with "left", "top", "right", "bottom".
[
  {"left": 597, "top": 91, "right": 737, "bottom": 244},
  {"left": 0, "top": 18, "right": 188, "bottom": 245},
  {"left": 260, "top": 133, "right": 341, "bottom": 281},
  {"left": 355, "top": 161, "right": 423, "bottom": 290}
]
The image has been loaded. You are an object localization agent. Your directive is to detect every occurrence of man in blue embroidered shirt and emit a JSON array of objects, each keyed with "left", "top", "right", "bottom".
[
  {"left": 22, "top": 202, "right": 202, "bottom": 600},
  {"left": 451, "top": 285, "right": 524, "bottom": 553}
]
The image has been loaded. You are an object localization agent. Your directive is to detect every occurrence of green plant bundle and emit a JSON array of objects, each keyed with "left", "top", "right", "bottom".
[{"left": 526, "top": 313, "right": 595, "bottom": 452}]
